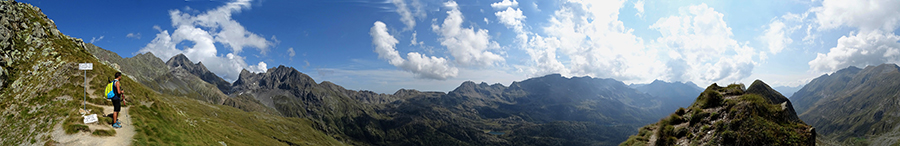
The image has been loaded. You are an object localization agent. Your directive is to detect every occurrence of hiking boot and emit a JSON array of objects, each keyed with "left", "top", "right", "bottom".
[
  {"left": 112, "top": 123, "right": 121, "bottom": 128},
  {"left": 115, "top": 121, "right": 121, "bottom": 125}
]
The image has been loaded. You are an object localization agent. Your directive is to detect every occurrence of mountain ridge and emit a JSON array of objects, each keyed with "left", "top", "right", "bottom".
[
  {"left": 165, "top": 54, "right": 233, "bottom": 94},
  {"left": 791, "top": 63, "right": 900, "bottom": 145},
  {"left": 633, "top": 79, "right": 704, "bottom": 112}
]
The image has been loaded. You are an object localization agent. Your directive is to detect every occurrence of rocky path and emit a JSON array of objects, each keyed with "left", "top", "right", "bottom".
[
  {"left": 49, "top": 74, "right": 135, "bottom": 146},
  {"left": 49, "top": 102, "right": 135, "bottom": 146}
]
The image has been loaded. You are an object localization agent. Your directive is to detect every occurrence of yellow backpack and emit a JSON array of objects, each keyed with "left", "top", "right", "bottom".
[{"left": 104, "top": 80, "right": 117, "bottom": 99}]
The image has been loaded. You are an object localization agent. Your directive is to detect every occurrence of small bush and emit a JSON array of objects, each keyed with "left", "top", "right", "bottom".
[
  {"left": 689, "top": 112, "right": 709, "bottom": 125},
  {"left": 666, "top": 114, "right": 685, "bottom": 125},
  {"left": 709, "top": 112, "right": 720, "bottom": 120},
  {"left": 92, "top": 129, "right": 116, "bottom": 136},
  {"left": 675, "top": 126, "right": 688, "bottom": 137},
  {"left": 694, "top": 90, "right": 724, "bottom": 109},
  {"left": 655, "top": 125, "right": 676, "bottom": 146},
  {"left": 64, "top": 124, "right": 89, "bottom": 134},
  {"left": 675, "top": 107, "right": 686, "bottom": 115}
]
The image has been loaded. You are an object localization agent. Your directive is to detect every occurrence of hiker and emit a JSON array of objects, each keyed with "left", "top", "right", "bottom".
[{"left": 111, "top": 72, "right": 125, "bottom": 128}]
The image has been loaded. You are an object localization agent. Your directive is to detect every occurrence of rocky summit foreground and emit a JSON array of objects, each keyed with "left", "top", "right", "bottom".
[{"left": 621, "top": 80, "right": 816, "bottom": 146}]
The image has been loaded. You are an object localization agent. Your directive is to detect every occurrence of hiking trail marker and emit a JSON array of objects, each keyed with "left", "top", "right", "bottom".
[
  {"left": 83, "top": 114, "right": 98, "bottom": 124},
  {"left": 78, "top": 63, "right": 92, "bottom": 114}
]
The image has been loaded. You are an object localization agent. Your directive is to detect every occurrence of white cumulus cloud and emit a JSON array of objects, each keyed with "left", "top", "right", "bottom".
[
  {"left": 432, "top": 1, "right": 505, "bottom": 67},
  {"left": 409, "top": 31, "right": 423, "bottom": 46},
  {"left": 169, "top": 0, "right": 272, "bottom": 55},
  {"left": 534, "top": 0, "right": 663, "bottom": 82},
  {"left": 761, "top": 20, "right": 795, "bottom": 54},
  {"left": 138, "top": 0, "right": 272, "bottom": 82},
  {"left": 392, "top": 0, "right": 415, "bottom": 30},
  {"left": 805, "top": 0, "right": 900, "bottom": 74},
  {"left": 371, "top": 21, "right": 458, "bottom": 80},
  {"left": 495, "top": 7, "right": 526, "bottom": 29},
  {"left": 808, "top": 30, "right": 900, "bottom": 72},
  {"left": 634, "top": 0, "right": 644, "bottom": 17},
  {"left": 812, "top": 0, "right": 900, "bottom": 32},
  {"left": 650, "top": 3, "right": 757, "bottom": 83},
  {"left": 490, "top": 0, "right": 519, "bottom": 9},
  {"left": 494, "top": 7, "right": 527, "bottom": 43}
]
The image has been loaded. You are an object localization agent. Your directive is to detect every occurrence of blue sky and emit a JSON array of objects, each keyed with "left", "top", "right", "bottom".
[{"left": 23, "top": 0, "right": 900, "bottom": 93}]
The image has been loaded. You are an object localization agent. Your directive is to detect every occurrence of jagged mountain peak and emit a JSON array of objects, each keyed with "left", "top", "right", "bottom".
[
  {"left": 268, "top": 65, "right": 299, "bottom": 74},
  {"left": 233, "top": 65, "right": 315, "bottom": 91},
  {"left": 165, "top": 54, "right": 192, "bottom": 66},
  {"left": 165, "top": 53, "right": 210, "bottom": 74},
  {"left": 449, "top": 81, "right": 508, "bottom": 99},
  {"left": 162, "top": 53, "right": 231, "bottom": 93}
]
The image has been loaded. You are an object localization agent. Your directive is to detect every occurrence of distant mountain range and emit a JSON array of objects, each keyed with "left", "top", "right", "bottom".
[
  {"left": 87, "top": 43, "right": 690, "bottom": 145},
  {"left": 228, "top": 70, "right": 680, "bottom": 145},
  {"left": 791, "top": 64, "right": 900, "bottom": 145},
  {"left": 631, "top": 80, "right": 703, "bottom": 112}
]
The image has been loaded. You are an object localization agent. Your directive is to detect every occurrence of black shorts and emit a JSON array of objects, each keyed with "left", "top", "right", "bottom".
[{"left": 112, "top": 99, "right": 122, "bottom": 112}]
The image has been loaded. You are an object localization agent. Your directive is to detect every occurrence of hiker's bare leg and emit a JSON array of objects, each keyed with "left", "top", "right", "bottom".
[{"left": 113, "top": 112, "right": 119, "bottom": 124}]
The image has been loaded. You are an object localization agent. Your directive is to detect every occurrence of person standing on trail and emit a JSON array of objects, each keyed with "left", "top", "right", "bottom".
[{"left": 111, "top": 72, "right": 125, "bottom": 128}]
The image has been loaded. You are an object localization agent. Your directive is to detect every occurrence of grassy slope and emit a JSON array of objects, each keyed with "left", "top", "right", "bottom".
[
  {"left": 620, "top": 82, "right": 815, "bottom": 146},
  {"left": 795, "top": 64, "right": 900, "bottom": 145},
  {"left": 0, "top": 1, "right": 341, "bottom": 145}
]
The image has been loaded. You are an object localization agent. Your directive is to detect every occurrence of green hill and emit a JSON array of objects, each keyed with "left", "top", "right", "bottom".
[{"left": 621, "top": 80, "right": 815, "bottom": 146}]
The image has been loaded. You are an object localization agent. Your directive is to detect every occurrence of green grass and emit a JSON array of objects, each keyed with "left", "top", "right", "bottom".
[
  {"left": 621, "top": 82, "right": 814, "bottom": 146},
  {"left": 693, "top": 90, "right": 723, "bottom": 109},
  {"left": 64, "top": 123, "right": 89, "bottom": 134},
  {"left": 92, "top": 129, "right": 116, "bottom": 136},
  {"left": 130, "top": 93, "right": 343, "bottom": 145},
  {"left": 0, "top": 2, "right": 342, "bottom": 145},
  {"left": 713, "top": 93, "right": 812, "bottom": 145}
]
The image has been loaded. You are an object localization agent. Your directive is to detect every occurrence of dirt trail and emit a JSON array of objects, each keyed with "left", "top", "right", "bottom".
[
  {"left": 49, "top": 74, "right": 136, "bottom": 146},
  {"left": 50, "top": 102, "right": 136, "bottom": 146}
]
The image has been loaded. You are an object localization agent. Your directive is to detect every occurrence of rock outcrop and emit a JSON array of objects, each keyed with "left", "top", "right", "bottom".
[{"left": 621, "top": 80, "right": 816, "bottom": 146}]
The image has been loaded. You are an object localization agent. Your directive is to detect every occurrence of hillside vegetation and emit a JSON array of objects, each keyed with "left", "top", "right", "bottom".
[
  {"left": 0, "top": 1, "right": 341, "bottom": 145},
  {"left": 621, "top": 80, "right": 815, "bottom": 146},
  {"left": 792, "top": 64, "right": 900, "bottom": 145}
]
